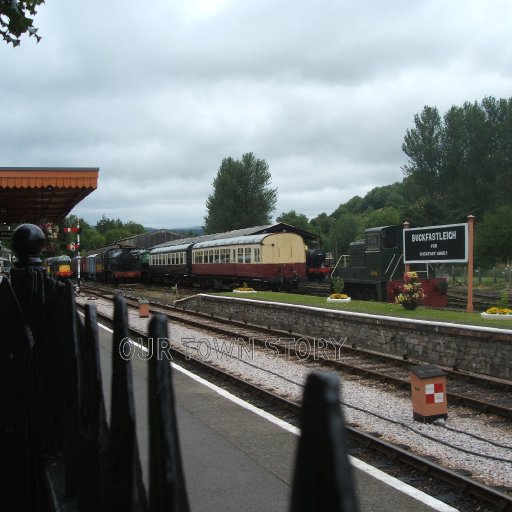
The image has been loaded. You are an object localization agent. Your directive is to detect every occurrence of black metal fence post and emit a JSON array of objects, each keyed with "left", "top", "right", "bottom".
[
  {"left": 290, "top": 372, "right": 359, "bottom": 512},
  {"left": 0, "top": 273, "right": 39, "bottom": 511},
  {"left": 148, "top": 314, "right": 190, "bottom": 512},
  {"left": 105, "top": 296, "right": 148, "bottom": 512}
]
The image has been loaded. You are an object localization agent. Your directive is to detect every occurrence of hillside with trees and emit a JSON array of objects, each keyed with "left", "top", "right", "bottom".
[{"left": 278, "top": 96, "right": 512, "bottom": 268}]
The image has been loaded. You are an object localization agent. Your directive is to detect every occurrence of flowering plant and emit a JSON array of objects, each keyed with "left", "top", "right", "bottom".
[
  {"left": 394, "top": 272, "right": 426, "bottom": 310},
  {"left": 234, "top": 282, "right": 255, "bottom": 292},
  {"left": 329, "top": 293, "right": 350, "bottom": 300},
  {"left": 329, "top": 277, "right": 351, "bottom": 300},
  {"left": 485, "top": 307, "right": 512, "bottom": 315}
]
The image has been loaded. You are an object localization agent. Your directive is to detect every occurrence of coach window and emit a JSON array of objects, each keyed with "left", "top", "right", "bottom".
[
  {"left": 237, "top": 247, "right": 244, "bottom": 263},
  {"left": 244, "top": 247, "right": 251, "bottom": 263},
  {"left": 214, "top": 249, "right": 220, "bottom": 263},
  {"left": 366, "top": 233, "right": 380, "bottom": 251},
  {"left": 254, "top": 248, "right": 261, "bottom": 263}
]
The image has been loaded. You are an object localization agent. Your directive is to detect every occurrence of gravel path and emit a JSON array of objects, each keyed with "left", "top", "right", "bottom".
[{"left": 77, "top": 295, "right": 512, "bottom": 490}]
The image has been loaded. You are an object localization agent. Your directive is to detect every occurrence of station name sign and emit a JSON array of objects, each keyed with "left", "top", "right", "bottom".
[{"left": 403, "top": 223, "right": 468, "bottom": 263}]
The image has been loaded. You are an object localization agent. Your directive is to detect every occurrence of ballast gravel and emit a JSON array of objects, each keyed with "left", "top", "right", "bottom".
[{"left": 77, "top": 295, "right": 512, "bottom": 490}]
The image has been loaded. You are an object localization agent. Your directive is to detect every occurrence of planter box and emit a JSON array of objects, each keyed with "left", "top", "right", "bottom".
[
  {"left": 481, "top": 312, "right": 512, "bottom": 320},
  {"left": 327, "top": 297, "right": 351, "bottom": 303}
]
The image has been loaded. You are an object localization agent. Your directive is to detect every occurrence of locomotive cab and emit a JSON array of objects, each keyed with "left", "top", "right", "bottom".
[
  {"left": 336, "top": 225, "right": 404, "bottom": 301},
  {"left": 364, "top": 225, "right": 403, "bottom": 284}
]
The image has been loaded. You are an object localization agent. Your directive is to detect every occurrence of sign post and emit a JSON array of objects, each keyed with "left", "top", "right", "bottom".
[
  {"left": 467, "top": 216, "right": 475, "bottom": 312},
  {"left": 403, "top": 221, "right": 411, "bottom": 273}
]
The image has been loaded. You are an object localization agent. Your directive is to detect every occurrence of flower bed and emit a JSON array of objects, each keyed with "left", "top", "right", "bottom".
[
  {"left": 234, "top": 287, "right": 256, "bottom": 294},
  {"left": 327, "top": 293, "right": 351, "bottom": 303}
]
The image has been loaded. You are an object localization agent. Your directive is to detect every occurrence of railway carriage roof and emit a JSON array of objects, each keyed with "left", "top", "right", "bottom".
[
  {"left": 151, "top": 222, "right": 317, "bottom": 250},
  {"left": 364, "top": 225, "right": 400, "bottom": 234},
  {"left": 193, "top": 234, "right": 271, "bottom": 249},
  {"left": 150, "top": 243, "right": 193, "bottom": 254}
]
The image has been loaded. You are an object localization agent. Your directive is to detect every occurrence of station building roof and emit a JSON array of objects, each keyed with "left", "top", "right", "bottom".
[{"left": 0, "top": 167, "right": 99, "bottom": 225}]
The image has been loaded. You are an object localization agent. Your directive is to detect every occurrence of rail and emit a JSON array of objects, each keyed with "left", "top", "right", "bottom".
[{"left": 0, "top": 224, "right": 359, "bottom": 511}]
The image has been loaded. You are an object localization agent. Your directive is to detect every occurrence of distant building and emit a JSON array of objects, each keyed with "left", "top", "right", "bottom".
[{"left": 111, "top": 229, "right": 184, "bottom": 249}]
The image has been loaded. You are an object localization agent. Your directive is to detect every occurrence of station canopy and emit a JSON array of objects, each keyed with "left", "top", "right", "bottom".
[{"left": 0, "top": 167, "right": 98, "bottom": 225}]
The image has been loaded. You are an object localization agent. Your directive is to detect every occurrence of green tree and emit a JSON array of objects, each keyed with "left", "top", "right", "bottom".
[
  {"left": 0, "top": 0, "right": 43, "bottom": 46},
  {"left": 96, "top": 215, "right": 124, "bottom": 235},
  {"left": 401, "top": 106, "right": 445, "bottom": 224},
  {"left": 95, "top": 216, "right": 145, "bottom": 244},
  {"left": 124, "top": 221, "right": 145, "bottom": 236},
  {"left": 332, "top": 214, "right": 362, "bottom": 257},
  {"left": 204, "top": 153, "right": 277, "bottom": 234},
  {"left": 475, "top": 206, "right": 512, "bottom": 267},
  {"left": 276, "top": 210, "right": 319, "bottom": 235},
  {"left": 402, "top": 97, "right": 512, "bottom": 225}
]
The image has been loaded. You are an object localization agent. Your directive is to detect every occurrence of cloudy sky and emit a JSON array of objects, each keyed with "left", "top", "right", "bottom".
[{"left": 2, "top": 0, "right": 512, "bottom": 229}]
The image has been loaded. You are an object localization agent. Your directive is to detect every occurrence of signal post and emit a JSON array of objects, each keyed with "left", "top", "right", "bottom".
[{"left": 64, "top": 224, "right": 81, "bottom": 287}]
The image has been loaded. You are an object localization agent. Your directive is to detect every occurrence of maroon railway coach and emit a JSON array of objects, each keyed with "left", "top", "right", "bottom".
[{"left": 147, "top": 232, "right": 307, "bottom": 290}]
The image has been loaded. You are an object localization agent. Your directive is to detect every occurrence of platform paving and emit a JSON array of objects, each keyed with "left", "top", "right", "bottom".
[{"left": 94, "top": 318, "right": 457, "bottom": 512}]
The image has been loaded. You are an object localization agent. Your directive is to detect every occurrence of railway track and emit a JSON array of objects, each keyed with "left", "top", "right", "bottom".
[
  {"left": 77, "top": 284, "right": 512, "bottom": 511},
  {"left": 81, "top": 282, "right": 512, "bottom": 420}
]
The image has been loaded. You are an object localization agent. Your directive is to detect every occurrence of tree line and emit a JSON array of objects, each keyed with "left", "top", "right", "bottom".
[
  {"left": 205, "top": 98, "right": 512, "bottom": 268},
  {"left": 53, "top": 215, "right": 146, "bottom": 255}
]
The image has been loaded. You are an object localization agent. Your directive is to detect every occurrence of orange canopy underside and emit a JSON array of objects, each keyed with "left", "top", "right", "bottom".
[{"left": 0, "top": 168, "right": 99, "bottom": 225}]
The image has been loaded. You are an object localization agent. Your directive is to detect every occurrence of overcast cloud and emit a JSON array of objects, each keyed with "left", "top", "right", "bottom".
[{"left": 2, "top": 0, "right": 512, "bottom": 228}]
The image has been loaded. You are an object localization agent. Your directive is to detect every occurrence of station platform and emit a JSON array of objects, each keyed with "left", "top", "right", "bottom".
[{"left": 95, "top": 320, "right": 457, "bottom": 512}]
